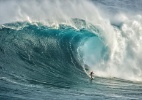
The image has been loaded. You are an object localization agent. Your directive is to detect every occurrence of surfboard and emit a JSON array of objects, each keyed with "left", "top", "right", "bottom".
[{"left": 90, "top": 77, "right": 94, "bottom": 80}]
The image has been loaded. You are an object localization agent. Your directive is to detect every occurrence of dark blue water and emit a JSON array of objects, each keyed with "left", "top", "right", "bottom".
[{"left": 0, "top": 0, "right": 142, "bottom": 100}]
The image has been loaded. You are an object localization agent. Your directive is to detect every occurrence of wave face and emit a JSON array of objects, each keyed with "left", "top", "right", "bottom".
[
  {"left": 0, "top": 20, "right": 107, "bottom": 87},
  {"left": 1, "top": 0, "right": 142, "bottom": 100}
]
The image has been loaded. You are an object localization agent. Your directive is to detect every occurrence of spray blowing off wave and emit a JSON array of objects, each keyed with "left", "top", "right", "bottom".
[
  {"left": 92, "top": 15, "right": 142, "bottom": 82},
  {"left": 1, "top": 0, "right": 142, "bottom": 83}
]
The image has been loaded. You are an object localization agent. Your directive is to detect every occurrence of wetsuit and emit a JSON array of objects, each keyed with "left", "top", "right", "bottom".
[{"left": 90, "top": 72, "right": 93, "bottom": 79}]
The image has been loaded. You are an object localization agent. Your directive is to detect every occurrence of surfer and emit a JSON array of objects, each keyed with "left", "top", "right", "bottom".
[{"left": 90, "top": 71, "right": 94, "bottom": 79}]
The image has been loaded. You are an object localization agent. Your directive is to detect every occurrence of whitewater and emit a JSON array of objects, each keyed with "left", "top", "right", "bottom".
[{"left": 0, "top": 0, "right": 142, "bottom": 100}]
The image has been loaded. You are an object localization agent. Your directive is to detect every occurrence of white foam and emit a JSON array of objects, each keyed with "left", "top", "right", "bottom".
[{"left": 1, "top": 0, "right": 142, "bottom": 82}]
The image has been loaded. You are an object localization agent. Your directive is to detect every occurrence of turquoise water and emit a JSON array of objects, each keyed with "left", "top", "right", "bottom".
[{"left": 0, "top": 0, "right": 142, "bottom": 100}]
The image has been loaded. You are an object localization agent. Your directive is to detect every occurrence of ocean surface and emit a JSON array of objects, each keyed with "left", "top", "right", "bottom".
[{"left": 0, "top": 0, "right": 142, "bottom": 100}]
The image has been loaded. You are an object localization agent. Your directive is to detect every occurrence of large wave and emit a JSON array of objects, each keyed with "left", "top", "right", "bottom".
[
  {"left": 0, "top": 19, "right": 108, "bottom": 88},
  {"left": 0, "top": 0, "right": 142, "bottom": 86}
]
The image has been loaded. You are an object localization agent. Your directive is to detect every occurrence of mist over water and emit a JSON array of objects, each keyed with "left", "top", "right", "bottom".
[
  {"left": 1, "top": 0, "right": 142, "bottom": 100},
  {"left": 1, "top": 0, "right": 142, "bottom": 81}
]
